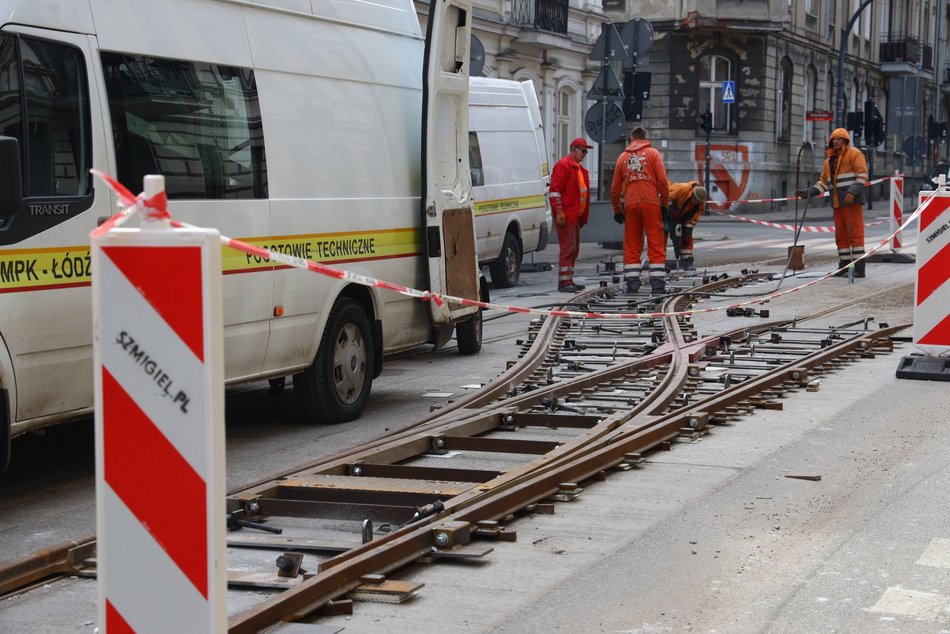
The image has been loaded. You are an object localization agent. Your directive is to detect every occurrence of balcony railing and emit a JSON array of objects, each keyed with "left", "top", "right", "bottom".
[
  {"left": 511, "top": 0, "right": 568, "bottom": 35},
  {"left": 879, "top": 32, "right": 919, "bottom": 64}
]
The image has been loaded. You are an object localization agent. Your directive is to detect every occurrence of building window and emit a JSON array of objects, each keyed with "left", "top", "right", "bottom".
[
  {"left": 698, "top": 54, "right": 733, "bottom": 134},
  {"left": 778, "top": 58, "right": 793, "bottom": 140},
  {"left": 556, "top": 87, "right": 573, "bottom": 158}
]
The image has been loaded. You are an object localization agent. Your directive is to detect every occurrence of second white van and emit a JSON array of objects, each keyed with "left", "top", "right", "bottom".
[{"left": 469, "top": 78, "right": 551, "bottom": 288}]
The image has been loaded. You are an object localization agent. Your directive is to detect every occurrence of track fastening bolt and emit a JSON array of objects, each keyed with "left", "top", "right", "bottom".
[{"left": 434, "top": 532, "right": 450, "bottom": 547}]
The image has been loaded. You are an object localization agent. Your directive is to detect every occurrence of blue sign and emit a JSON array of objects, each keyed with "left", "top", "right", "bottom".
[{"left": 722, "top": 81, "right": 735, "bottom": 103}]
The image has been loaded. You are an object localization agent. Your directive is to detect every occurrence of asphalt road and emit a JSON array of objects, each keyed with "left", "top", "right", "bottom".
[{"left": 2, "top": 215, "right": 946, "bottom": 633}]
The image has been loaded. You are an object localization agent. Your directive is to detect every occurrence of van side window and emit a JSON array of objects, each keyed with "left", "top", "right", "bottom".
[
  {"left": 0, "top": 35, "right": 91, "bottom": 198},
  {"left": 101, "top": 52, "right": 268, "bottom": 200},
  {"left": 469, "top": 132, "right": 483, "bottom": 187}
]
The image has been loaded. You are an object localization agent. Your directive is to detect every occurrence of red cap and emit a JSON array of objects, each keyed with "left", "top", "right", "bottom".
[{"left": 570, "top": 137, "right": 594, "bottom": 150}]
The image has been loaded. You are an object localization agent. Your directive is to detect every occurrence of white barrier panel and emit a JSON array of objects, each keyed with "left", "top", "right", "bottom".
[
  {"left": 914, "top": 188, "right": 950, "bottom": 350},
  {"left": 92, "top": 178, "right": 225, "bottom": 633},
  {"left": 890, "top": 171, "right": 904, "bottom": 252}
]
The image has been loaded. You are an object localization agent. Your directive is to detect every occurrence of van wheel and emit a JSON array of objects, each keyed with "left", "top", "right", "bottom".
[
  {"left": 294, "top": 298, "right": 375, "bottom": 423},
  {"left": 455, "top": 307, "right": 482, "bottom": 355},
  {"left": 489, "top": 232, "right": 521, "bottom": 288}
]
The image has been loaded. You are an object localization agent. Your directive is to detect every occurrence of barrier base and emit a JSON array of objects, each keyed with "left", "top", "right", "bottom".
[
  {"left": 866, "top": 252, "right": 916, "bottom": 264},
  {"left": 895, "top": 355, "right": 950, "bottom": 381}
]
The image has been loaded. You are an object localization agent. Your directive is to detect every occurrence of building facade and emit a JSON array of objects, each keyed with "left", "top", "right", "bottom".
[
  {"left": 416, "top": 0, "right": 609, "bottom": 184},
  {"left": 602, "top": 0, "right": 947, "bottom": 206}
]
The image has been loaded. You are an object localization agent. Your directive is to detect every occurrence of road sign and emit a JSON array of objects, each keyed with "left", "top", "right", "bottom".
[
  {"left": 903, "top": 135, "right": 927, "bottom": 158},
  {"left": 722, "top": 81, "right": 735, "bottom": 103},
  {"left": 806, "top": 109, "right": 834, "bottom": 121},
  {"left": 470, "top": 35, "right": 485, "bottom": 77},
  {"left": 584, "top": 101, "right": 625, "bottom": 144},
  {"left": 589, "top": 22, "right": 626, "bottom": 62},
  {"left": 619, "top": 18, "right": 653, "bottom": 71},
  {"left": 587, "top": 65, "right": 623, "bottom": 102}
]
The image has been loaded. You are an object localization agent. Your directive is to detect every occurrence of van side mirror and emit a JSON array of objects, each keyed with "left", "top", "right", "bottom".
[{"left": 0, "top": 136, "right": 23, "bottom": 220}]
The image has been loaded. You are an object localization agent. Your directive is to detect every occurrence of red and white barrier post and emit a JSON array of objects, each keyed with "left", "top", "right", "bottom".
[
  {"left": 897, "top": 177, "right": 950, "bottom": 380},
  {"left": 92, "top": 175, "right": 227, "bottom": 631},
  {"left": 890, "top": 170, "right": 904, "bottom": 252}
]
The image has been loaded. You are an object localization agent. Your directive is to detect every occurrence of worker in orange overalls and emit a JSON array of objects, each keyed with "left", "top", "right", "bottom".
[
  {"left": 806, "top": 127, "right": 869, "bottom": 277},
  {"left": 610, "top": 127, "right": 670, "bottom": 294},
  {"left": 549, "top": 137, "right": 592, "bottom": 292},
  {"left": 666, "top": 181, "right": 707, "bottom": 270}
]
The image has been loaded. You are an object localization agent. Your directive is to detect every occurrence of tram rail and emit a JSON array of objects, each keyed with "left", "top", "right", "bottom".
[{"left": 0, "top": 272, "right": 914, "bottom": 633}]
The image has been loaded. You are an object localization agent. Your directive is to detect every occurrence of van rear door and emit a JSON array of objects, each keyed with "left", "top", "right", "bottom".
[{"left": 421, "top": 0, "right": 479, "bottom": 324}]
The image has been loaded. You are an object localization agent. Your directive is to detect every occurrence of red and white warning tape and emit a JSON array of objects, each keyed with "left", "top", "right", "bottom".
[
  {"left": 90, "top": 171, "right": 930, "bottom": 321},
  {"left": 706, "top": 174, "right": 894, "bottom": 232},
  {"left": 707, "top": 210, "right": 888, "bottom": 233}
]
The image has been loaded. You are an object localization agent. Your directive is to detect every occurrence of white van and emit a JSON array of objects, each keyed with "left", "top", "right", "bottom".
[
  {"left": 469, "top": 77, "right": 551, "bottom": 288},
  {"left": 0, "top": 0, "right": 482, "bottom": 470}
]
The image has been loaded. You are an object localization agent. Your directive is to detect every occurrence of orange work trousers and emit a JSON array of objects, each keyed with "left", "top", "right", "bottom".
[
  {"left": 623, "top": 203, "right": 666, "bottom": 267},
  {"left": 833, "top": 204, "right": 865, "bottom": 251}
]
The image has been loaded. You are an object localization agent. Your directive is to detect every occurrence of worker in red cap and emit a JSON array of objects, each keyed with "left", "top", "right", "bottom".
[{"left": 549, "top": 137, "right": 593, "bottom": 292}]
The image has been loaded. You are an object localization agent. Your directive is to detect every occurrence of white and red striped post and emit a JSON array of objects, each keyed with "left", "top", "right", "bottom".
[
  {"left": 890, "top": 170, "right": 904, "bottom": 253},
  {"left": 912, "top": 179, "right": 950, "bottom": 353},
  {"left": 92, "top": 175, "right": 226, "bottom": 632}
]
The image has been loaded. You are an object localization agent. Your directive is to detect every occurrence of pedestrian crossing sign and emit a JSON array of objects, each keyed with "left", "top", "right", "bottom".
[{"left": 722, "top": 81, "right": 735, "bottom": 103}]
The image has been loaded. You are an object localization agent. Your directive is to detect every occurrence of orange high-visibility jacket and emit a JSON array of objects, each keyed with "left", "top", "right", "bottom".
[
  {"left": 814, "top": 127, "right": 868, "bottom": 207},
  {"left": 611, "top": 139, "right": 670, "bottom": 212},
  {"left": 549, "top": 155, "right": 590, "bottom": 224},
  {"left": 668, "top": 181, "right": 704, "bottom": 227}
]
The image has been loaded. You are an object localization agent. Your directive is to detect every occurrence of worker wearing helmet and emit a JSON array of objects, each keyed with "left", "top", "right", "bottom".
[
  {"left": 666, "top": 181, "right": 707, "bottom": 270},
  {"left": 806, "top": 128, "right": 869, "bottom": 277}
]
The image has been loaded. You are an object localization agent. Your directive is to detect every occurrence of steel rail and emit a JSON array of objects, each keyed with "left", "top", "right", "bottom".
[{"left": 228, "top": 320, "right": 907, "bottom": 632}]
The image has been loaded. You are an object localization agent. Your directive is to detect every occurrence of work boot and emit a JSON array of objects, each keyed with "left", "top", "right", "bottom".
[
  {"left": 572, "top": 282, "right": 586, "bottom": 290},
  {"left": 679, "top": 257, "right": 695, "bottom": 271},
  {"left": 557, "top": 283, "right": 581, "bottom": 293},
  {"left": 832, "top": 260, "right": 849, "bottom": 277},
  {"left": 853, "top": 260, "right": 866, "bottom": 278},
  {"left": 625, "top": 277, "right": 641, "bottom": 294},
  {"left": 649, "top": 277, "right": 666, "bottom": 295}
]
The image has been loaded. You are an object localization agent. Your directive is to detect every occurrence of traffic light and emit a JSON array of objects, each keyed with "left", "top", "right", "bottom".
[
  {"left": 864, "top": 100, "right": 884, "bottom": 147},
  {"left": 846, "top": 111, "right": 864, "bottom": 139},
  {"left": 928, "top": 118, "right": 948, "bottom": 142},
  {"left": 699, "top": 110, "right": 712, "bottom": 133}
]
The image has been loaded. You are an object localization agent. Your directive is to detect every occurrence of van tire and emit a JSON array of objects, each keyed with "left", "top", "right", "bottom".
[
  {"left": 455, "top": 308, "right": 482, "bottom": 355},
  {"left": 294, "top": 297, "right": 375, "bottom": 423},
  {"left": 489, "top": 232, "right": 521, "bottom": 288}
]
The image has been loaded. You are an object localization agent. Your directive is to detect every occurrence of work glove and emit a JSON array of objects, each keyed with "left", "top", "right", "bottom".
[
  {"left": 555, "top": 211, "right": 566, "bottom": 228},
  {"left": 844, "top": 192, "right": 855, "bottom": 206},
  {"left": 613, "top": 212, "right": 624, "bottom": 225},
  {"left": 806, "top": 186, "right": 821, "bottom": 199}
]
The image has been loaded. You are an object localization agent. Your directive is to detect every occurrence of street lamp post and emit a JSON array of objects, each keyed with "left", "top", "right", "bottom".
[{"left": 835, "top": 0, "right": 874, "bottom": 129}]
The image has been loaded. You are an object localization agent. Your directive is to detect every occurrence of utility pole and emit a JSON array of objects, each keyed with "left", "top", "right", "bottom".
[{"left": 835, "top": 0, "right": 874, "bottom": 128}]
